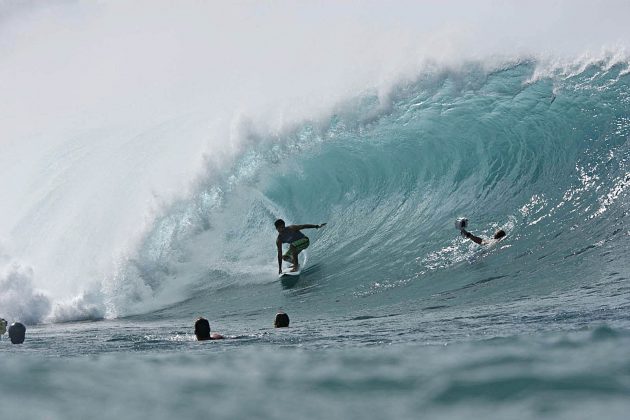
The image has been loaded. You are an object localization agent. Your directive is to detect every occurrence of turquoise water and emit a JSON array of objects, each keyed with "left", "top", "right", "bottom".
[
  {"left": 2, "top": 58, "right": 629, "bottom": 419},
  {"left": 2, "top": 2, "right": 630, "bottom": 415}
]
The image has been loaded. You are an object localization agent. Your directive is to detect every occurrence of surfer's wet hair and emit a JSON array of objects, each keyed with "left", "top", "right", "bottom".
[
  {"left": 274, "top": 219, "right": 285, "bottom": 229},
  {"left": 494, "top": 230, "right": 506, "bottom": 240},
  {"left": 194, "top": 317, "right": 211, "bottom": 341},
  {"left": 274, "top": 312, "right": 290, "bottom": 328}
]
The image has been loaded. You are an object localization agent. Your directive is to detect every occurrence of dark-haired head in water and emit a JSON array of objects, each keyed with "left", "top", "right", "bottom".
[
  {"left": 8, "top": 322, "right": 26, "bottom": 344},
  {"left": 194, "top": 317, "right": 224, "bottom": 340},
  {"left": 274, "top": 312, "right": 290, "bottom": 328}
]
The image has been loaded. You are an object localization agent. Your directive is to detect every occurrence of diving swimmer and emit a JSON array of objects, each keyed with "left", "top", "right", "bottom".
[
  {"left": 456, "top": 217, "right": 506, "bottom": 245},
  {"left": 461, "top": 228, "right": 506, "bottom": 245},
  {"left": 275, "top": 219, "right": 326, "bottom": 273}
]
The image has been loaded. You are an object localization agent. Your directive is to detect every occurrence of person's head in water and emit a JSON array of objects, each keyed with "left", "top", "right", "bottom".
[
  {"left": 0, "top": 318, "right": 7, "bottom": 336},
  {"left": 194, "top": 317, "right": 224, "bottom": 340},
  {"left": 274, "top": 219, "right": 285, "bottom": 232},
  {"left": 493, "top": 229, "right": 506, "bottom": 240},
  {"left": 8, "top": 322, "right": 26, "bottom": 344},
  {"left": 274, "top": 312, "right": 290, "bottom": 328},
  {"left": 194, "top": 317, "right": 211, "bottom": 341}
]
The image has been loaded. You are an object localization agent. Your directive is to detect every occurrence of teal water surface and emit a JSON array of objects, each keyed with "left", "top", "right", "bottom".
[{"left": 2, "top": 59, "right": 630, "bottom": 419}]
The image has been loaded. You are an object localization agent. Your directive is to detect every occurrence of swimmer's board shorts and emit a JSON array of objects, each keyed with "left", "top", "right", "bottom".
[{"left": 283, "top": 237, "right": 310, "bottom": 258}]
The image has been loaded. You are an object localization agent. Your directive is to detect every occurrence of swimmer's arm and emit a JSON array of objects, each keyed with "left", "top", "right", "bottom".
[{"left": 462, "top": 229, "right": 484, "bottom": 245}]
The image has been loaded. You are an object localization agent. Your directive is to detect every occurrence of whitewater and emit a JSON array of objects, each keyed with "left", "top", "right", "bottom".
[{"left": 1, "top": 1, "right": 629, "bottom": 419}]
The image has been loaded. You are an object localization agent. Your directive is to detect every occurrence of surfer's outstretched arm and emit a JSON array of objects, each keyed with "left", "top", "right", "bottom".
[{"left": 292, "top": 223, "right": 326, "bottom": 230}]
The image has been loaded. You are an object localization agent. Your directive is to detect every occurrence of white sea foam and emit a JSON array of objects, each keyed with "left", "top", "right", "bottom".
[{"left": 0, "top": 261, "right": 50, "bottom": 325}]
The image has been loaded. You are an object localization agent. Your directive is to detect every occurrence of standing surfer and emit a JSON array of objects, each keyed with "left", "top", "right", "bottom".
[{"left": 275, "top": 219, "right": 326, "bottom": 273}]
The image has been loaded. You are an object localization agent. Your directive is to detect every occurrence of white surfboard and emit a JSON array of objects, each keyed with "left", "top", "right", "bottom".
[
  {"left": 279, "top": 268, "right": 301, "bottom": 278},
  {"left": 279, "top": 251, "right": 308, "bottom": 278}
]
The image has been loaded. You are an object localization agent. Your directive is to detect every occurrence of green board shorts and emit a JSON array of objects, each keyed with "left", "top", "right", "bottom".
[{"left": 283, "top": 237, "right": 310, "bottom": 258}]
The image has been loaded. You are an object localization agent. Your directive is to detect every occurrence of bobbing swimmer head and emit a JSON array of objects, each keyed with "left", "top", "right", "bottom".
[
  {"left": 9, "top": 322, "right": 26, "bottom": 344},
  {"left": 274, "top": 312, "right": 290, "bottom": 328},
  {"left": 194, "top": 317, "right": 212, "bottom": 340}
]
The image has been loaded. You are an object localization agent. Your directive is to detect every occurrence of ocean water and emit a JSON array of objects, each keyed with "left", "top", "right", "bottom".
[{"left": 2, "top": 2, "right": 630, "bottom": 420}]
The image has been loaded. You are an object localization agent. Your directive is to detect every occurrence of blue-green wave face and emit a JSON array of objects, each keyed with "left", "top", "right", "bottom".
[
  {"left": 3, "top": 2, "right": 630, "bottom": 327},
  {"left": 117, "top": 59, "right": 629, "bottom": 320}
]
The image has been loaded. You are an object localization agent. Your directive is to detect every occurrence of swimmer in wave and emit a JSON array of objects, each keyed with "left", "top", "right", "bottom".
[{"left": 456, "top": 218, "right": 506, "bottom": 245}]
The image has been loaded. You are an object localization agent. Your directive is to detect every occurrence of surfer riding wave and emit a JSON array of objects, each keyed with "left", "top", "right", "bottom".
[{"left": 275, "top": 219, "right": 326, "bottom": 273}]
